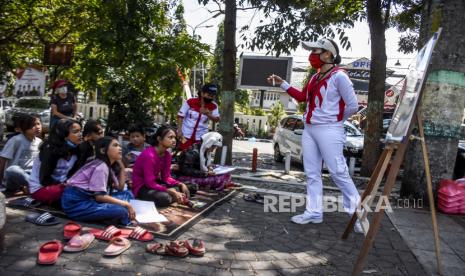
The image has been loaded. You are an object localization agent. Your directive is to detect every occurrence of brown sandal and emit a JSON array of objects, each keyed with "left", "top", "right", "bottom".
[
  {"left": 146, "top": 243, "right": 163, "bottom": 254},
  {"left": 164, "top": 241, "right": 189, "bottom": 257}
]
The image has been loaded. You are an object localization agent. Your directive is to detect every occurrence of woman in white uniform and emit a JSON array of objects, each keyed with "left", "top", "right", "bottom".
[{"left": 268, "top": 38, "right": 363, "bottom": 232}]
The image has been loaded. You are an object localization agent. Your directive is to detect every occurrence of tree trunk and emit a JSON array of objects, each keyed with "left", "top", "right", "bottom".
[
  {"left": 360, "top": 0, "right": 387, "bottom": 176},
  {"left": 217, "top": 0, "right": 236, "bottom": 165},
  {"left": 401, "top": 0, "right": 465, "bottom": 202}
]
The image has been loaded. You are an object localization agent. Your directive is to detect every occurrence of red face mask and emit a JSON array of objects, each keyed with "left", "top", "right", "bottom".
[{"left": 309, "top": 53, "right": 324, "bottom": 69}]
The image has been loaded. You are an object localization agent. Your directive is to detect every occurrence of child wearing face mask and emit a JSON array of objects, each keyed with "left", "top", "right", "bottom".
[
  {"left": 176, "top": 84, "right": 220, "bottom": 151},
  {"left": 28, "top": 119, "right": 82, "bottom": 205}
]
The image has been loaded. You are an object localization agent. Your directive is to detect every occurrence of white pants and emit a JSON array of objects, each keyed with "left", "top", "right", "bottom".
[{"left": 302, "top": 124, "right": 360, "bottom": 218}]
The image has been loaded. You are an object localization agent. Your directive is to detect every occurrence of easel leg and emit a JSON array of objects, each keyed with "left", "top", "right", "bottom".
[
  {"left": 416, "top": 113, "right": 443, "bottom": 275},
  {"left": 342, "top": 147, "right": 393, "bottom": 239},
  {"left": 352, "top": 143, "right": 408, "bottom": 276}
]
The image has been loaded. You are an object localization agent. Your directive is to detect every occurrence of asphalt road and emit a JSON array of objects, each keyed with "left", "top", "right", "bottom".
[{"left": 232, "top": 139, "right": 304, "bottom": 171}]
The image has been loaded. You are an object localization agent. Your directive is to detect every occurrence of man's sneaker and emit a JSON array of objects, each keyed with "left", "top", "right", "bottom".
[
  {"left": 354, "top": 219, "right": 369, "bottom": 234},
  {"left": 291, "top": 213, "right": 323, "bottom": 224}
]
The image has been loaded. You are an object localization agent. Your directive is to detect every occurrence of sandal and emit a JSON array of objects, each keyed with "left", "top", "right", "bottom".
[
  {"left": 184, "top": 238, "right": 205, "bottom": 256},
  {"left": 25, "top": 212, "right": 60, "bottom": 226},
  {"left": 127, "top": 226, "right": 153, "bottom": 242},
  {"left": 63, "top": 233, "right": 95, "bottom": 252},
  {"left": 8, "top": 197, "right": 41, "bottom": 208},
  {"left": 243, "top": 193, "right": 264, "bottom": 204},
  {"left": 146, "top": 242, "right": 163, "bottom": 254},
  {"left": 37, "top": 240, "right": 63, "bottom": 265},
  {"left": 88, "top": 225, "right": 122, "bottom": 241},
  {"left": 103, "top": 237, "right": 131, "bottom": 256},
  {"left": 63, "top": 221, "right": 82, "bottom": 240},
  {"left": 165, "top": 241, "right": 189, "bottom": 257}
]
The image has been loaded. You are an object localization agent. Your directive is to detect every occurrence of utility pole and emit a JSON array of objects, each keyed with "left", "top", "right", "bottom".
[{"left": 217, "top": 0, "right": 236, "bottom": 165}]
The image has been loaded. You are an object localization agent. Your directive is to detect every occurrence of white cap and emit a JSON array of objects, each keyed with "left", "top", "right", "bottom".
[{"left": 302, "top": 38, "right": 338, "bottom": 57}]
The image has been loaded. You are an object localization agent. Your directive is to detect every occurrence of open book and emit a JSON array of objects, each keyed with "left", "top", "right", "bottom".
[{"left": 129, "top": 199, "right": 168, "bottom": 223}]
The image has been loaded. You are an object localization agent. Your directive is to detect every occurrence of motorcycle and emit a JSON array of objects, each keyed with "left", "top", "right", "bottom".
[{"left": 233, "top": 124, "right": 245, "bottom": 140}]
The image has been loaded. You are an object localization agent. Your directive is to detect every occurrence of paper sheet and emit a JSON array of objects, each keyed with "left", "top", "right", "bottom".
[
  {"left": 129, "top": 199, "right": 168, "bottom": 223},
  {"left": 213, "top": 165, "right": 236, "bottom": 175}
]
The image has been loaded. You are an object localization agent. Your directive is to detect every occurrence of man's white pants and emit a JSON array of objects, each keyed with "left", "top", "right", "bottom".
[{"left": 302, "top": 124, "right": 360, "bottom": 218}]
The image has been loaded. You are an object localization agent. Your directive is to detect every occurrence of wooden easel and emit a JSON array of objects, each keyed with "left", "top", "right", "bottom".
[{"left": 341, "top": 110, "right": 443, "bottom": 276}]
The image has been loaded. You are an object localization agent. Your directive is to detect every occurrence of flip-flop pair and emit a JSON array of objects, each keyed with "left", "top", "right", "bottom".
[
  {"left": 146, "top": 238, "right": 205, "bottom": 257},
  {"left": 26, "top": 212, "right": 60, "bottom": 226},
  {"left": 87, "top": 225, "right": 153, "bottom": 242},
  {"left": 243, "top": 193, "right": 265, "bottom": 204}
]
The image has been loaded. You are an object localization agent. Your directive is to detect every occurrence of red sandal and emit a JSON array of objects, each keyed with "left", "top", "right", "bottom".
[
  {"left": 63, "top": 221, "right": 82, "bottom": 240},
  {"left": 184, "top": 238, "right": 205, "bottom": 256},
  {"left": 165, "top": 241, "right": 189, "bottom": 257},
  {"left": 127, "top": 226, "right": 153, "bottom": 242},
  {"left": 87, "top": 225, "right": 122, "bottom": 241},
  {"left": 37, "top": 240, "right": 63, "bottom": 265}
]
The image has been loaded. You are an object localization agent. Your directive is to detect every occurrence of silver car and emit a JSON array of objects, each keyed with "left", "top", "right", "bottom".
[
  {"left": 273, "top": 115, "right": 364, "bottom": 164},
  {"left": 5, "top": 96, "right": 51, "bottom": 133}
]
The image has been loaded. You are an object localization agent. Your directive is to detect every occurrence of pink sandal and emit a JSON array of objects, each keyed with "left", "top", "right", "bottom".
[
  {"left": 103, "top": 237, "right": 131, "bottom": 256},
  {"left": 63, "top": 233, "right": 95, "bottom": 252}
]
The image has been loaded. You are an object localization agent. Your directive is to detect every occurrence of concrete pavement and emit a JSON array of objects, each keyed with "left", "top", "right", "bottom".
[{"left": 0, "top": 190, "right": 424, "bottom": 275}]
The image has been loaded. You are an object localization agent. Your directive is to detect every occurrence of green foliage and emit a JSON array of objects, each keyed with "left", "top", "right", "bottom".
[
  {"left": 267, "top": 102, "right": 286, "bottom": 129},
  {"left": 239, "top": 0, "right": 366, "bottom": 56},
  {"left": 0, "top": 0, "right": 208, "bottom": 131},
  {"left": 252, "top": 108, "right": 266, "bottom": 116},
  {"left": 206, "top": 21, "right": 225, "bottom": 89}
]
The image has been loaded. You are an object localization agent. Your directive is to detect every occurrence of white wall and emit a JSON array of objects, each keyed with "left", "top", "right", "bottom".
[
  {"left": 234, "top": 113, "right": 268, "bottom": 134},
  {"left": 78, "top": 103, "right": 108, "bottom": 120}
]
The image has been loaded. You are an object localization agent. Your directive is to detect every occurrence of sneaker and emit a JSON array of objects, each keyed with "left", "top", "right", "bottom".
[
  {"left": 354, "top": 219, "right": 369, "bottom": 234},
  {"left": 291, "top": 213, "right": 323, "bottom": 224}
]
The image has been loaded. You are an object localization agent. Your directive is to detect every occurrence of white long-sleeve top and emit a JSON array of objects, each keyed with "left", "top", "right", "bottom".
[{"left": 281, "top": 67, "right": 358, "bottom": 125}]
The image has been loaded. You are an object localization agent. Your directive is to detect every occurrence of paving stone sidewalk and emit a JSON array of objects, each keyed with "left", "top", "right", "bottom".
[{"left": 0, "top": 191, "right": 424, "bottom": 276}]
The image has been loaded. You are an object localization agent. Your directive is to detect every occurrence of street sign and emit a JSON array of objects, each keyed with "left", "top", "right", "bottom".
[{"left": 238, "top": 56, "right": 292, "bottom": 90}]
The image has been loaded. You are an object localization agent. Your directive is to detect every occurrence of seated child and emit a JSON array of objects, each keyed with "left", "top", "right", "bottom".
[
  {"left": 61, "top": 136, "right": 135, "bottom": 225},
  {"left": 28, "top": 119, "right": 81, "bottom": 205},
  {"left": 123, "top": 124, "right": 149, "bottom": 168},
  {"left": 177, "top": 132, "right": 230, "bottom": 191},
  {"left": 0, "top": 114, "right": 42, "bottom": 192},
  {"left": 76, "top": 119, "right": 105, "bottom": 169},
  {"left": 132, "top": 125, "right": 190, "bottom": 207}
]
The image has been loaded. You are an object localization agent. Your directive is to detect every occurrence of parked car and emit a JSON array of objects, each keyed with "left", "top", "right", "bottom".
[
  {"left": 5, "top": 96, "right": 51, "bottom": 133},
  {"left": 273, "top": 115, "right": 364, "bottom": 164}
]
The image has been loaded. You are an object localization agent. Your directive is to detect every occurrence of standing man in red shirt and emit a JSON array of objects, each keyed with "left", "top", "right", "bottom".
[{"left": 177, "top": 84, "right": 220, "bottom": 151}]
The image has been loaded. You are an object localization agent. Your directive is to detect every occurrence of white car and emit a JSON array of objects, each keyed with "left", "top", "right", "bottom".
[
  {"left": 273, "top": 115, "right": 364, "bottom": 164},
  {"left": 5, "top": 96, "right": 51, "bottom": 133}
]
